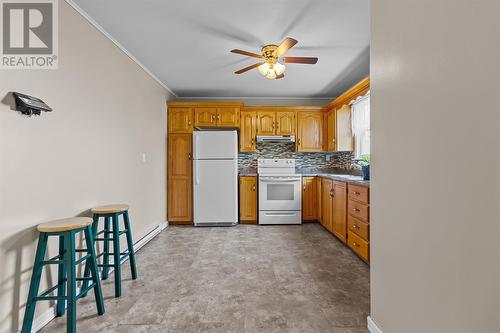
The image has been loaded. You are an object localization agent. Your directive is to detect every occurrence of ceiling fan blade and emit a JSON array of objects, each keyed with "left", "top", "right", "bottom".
[
  {"left": 273, "top": 37, "right": 298, "bottom": 57},
  {"left": 235, "top": 62, "right": 265, "bottom": 74},
  {"left": 283, "top": 56, "right": 318, "bottom": 64},
  {"left": 276, "top": 73, "right": 285, "bottom": 79},
  {"left": 231, "top": 49, "right": 264, "bottom": 59}
]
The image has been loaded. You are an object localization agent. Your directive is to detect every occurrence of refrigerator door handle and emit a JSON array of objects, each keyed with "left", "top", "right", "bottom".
[
  {"left": 194, "top": 160, "right": 200, "bottom": 185},
  {"left": 195, "top": 134, "right": 199, "bottom": 159}
]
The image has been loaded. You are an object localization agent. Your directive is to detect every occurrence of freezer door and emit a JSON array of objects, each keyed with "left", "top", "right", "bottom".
[
  {"left": 193, "top": 131, "right": 237, "bottom": 160},
  {"left": 193, "top": 159, "right": 238, "bottom": 224}
]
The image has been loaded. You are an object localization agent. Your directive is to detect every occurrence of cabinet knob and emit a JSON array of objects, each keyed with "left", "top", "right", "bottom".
[
  {"left": 252, "top": 185, "right": 256, "bottom": 191},
  {"left": 188, "top": 120, "right": 191, "bottom": 126},
  {"left": 353, "top": 208, "right": 360, "bottom": 212},
  {"left": 251, "top": 138, "right": 255, "bottom": 145},
  {"left": 353, "top": 224, "right": 360, "bottom": 229},
  {"left": 297, "top": 138, "right": 301, "bottom": 145},
  {"left": 352, "top": 242, "right": 360, "bottom": 247},
  {"left": 352, "top": 191, "right": 360, "bottom": 195},
  {"left": 188, "top": 153, "right": 191, "bottom": 160}
]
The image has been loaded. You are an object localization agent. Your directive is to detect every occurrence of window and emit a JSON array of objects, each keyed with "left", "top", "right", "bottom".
[{"left": 351, "top": 94, "right": 370, "bottom": 158}]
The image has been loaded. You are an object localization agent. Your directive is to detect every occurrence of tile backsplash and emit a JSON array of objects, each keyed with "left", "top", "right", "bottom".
[{"left": 238, "top": 142, "right": 355, "bottom": 170}]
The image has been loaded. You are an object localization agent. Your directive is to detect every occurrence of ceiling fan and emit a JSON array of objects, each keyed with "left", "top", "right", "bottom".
[{"left": 230, "top": 37, "right": 318, "bottom": 80}]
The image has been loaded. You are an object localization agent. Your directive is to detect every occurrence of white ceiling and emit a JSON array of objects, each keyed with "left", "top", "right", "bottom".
[{"left": 72, "top": 0, "right": 370, "bottom": 99}]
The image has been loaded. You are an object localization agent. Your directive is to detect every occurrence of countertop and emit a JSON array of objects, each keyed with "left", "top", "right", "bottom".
[{"left": 238, "top": 167, "right": 369, "bottom": 186}]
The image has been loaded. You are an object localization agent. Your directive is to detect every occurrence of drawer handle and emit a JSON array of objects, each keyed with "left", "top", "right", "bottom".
[
  {"left": 352, "top": 224, "right": 360, "bottom": 229},
  {"left": 353, "top": 208, "right": 360, "bottom": 212},
  {"left": 352, "top": 191, "right": 360, "bottom": 195},
  {"left": 352, "top": 242, "right": 360, "bottom": 247}
]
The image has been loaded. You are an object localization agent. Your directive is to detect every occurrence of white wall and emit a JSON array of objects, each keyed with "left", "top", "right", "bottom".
[
  {"left": 371, "top": 0, "right": 500, "bottom": 332},
  {"left": 0, "top": 1, "right": 172, "bottom": 332}
]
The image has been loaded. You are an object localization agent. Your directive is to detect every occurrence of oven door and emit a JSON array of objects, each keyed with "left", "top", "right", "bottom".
[{"left": 258, "top": 176, "right": 302, "bottom": 211}]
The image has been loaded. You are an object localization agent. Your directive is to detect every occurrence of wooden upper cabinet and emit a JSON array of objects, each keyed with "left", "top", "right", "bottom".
[
  {"left": 239, "top": 176, "right": 257, "bottom": 223},
  {"left": 257, "top": 111, "right": 276, "bottom": 135},
  {"left": 321, "top": 178, "right": 333, "bottom": 232},
  {"left": 302, "top": 177, "right": 317, "bottom": 221},
  {"left": 168, "top": 107, "right": 193, "bottom": 133},
  {"left": 331, "top": 181, "right": 347, "bottom": 243},
  {"left": 336, "top": 104, "right": 353, "bottom": 151},
  {"left": 194, "top": 107, "right": 217, "bottom": 127},
  {"left": 217, "top": 107, "right": 239, "bottom": 127},
  {"left": 167, "top": 134, "right": 192, "bottom": 222},
  {"left": 240, "top": 110, "right": 257, "bottom": 152},
  {"left": 297, "top": 111, "right": 323, "bottom": 152},
  {"left": 276, "top": 111, "right": 295, "bottom": 135},
  {"left": 327, "top": 109, "right": 336, "bottom": 151},
  {"left": 192, "top": 105, "right": 241, "bottom": 127}
]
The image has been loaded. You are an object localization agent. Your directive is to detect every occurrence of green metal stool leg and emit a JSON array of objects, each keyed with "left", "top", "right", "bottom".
[
  {"left": 112, "top": 214, "right": 121, "bottom": 297},
  {"left": 102, "top": 216, "right": 111, "bottom": 280},
  {"left": 84, "top": 226, "right": 105, "bottom": 315},
  {"left": 56, "top": 234, "right": 66, "bottom": 316},
  {"left": 123, "top": 211, "right": 137, "bottom": 280},
  {"left": 81, "top": 215, "right": 98, "bottom": 297},
  {"left": 21, "top": 233, "right": 48, "bottom": 333},
  {"left": 66, "top": 231, "right": 77, "bottom": 333}
]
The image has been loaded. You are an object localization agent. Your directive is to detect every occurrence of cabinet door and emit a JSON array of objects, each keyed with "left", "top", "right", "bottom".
[
  {"left": 321, "top": 178, "right": 333, "bottom": 232},
  {"left": 257, "top": 111, "right": 276, "bottom": 135},
  {"left": 240, "top": 111, "right": 257, "bottom": 152},
  {"left": 317, "top": 177, "right": 322, "bottom": 223},
  {"left": 239, "top": 176, "right": 257, "bottom": 223},
  {"left": 302, "top": 177, "right": 317, "bottom": 221},
  {"left": 276, "top": 111, "right": 295, "bottom": 136},
  {"left": 327, "top": 109, "right": 336, "bottom": 151},
  {"left": 168, "top": 108, "right": 193, "bottom": 133},
  {"left": 217, "top": 107, "right": 240, "bottom": 127},
  {"left": 331, "top": 181, "right": 347, "bottom": 243},
  {"left": 167, "top": 134, "right": 192, "bottom": 223},
  {"left": 297, "top": 112, "right": 323, "bottom": 152},
  {"left": 194, "top": 107, "right": 217, "bottom": 127},
  {"left": 336, "top": 104, "right": 353, "bottom": 151}
]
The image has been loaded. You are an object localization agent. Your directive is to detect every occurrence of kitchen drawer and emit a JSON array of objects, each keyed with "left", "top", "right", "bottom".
[
  {"left": 347, "top": 231, "right": 369, "bottom": 262},
  {"left": 348, "top": 184, "right": 369, "bottom": 204},
  {"left": 347, "top": 215, "right": 369, "bottom": 241},
  {"left": 348, "top": 199, "right": 369, "bottom": 222}
]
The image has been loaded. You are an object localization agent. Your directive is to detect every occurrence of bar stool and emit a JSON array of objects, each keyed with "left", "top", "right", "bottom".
[
  {"left": 21, "top": 217, "right": 104, "bottom": 333},
  {"left": 83, "top": 204, "right": 137, "bottom": 298}
]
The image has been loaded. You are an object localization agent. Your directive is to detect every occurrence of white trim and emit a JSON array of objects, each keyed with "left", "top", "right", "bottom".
[
  {"left": 25, "top": 220, "right": 169, "bottom": 333},
  {"left": 177, "top": 96, "right": 335, "bottom": 100},
  {"left": 63, "top": 0, "right": 177, "bottom": 98},
  {"left": 367, "top": 316, "right": 383, "bottom": 333}
]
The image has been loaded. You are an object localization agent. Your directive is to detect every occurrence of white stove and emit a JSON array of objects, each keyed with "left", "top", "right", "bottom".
[{"left": 257, "top": 159, "right": 302, "bottom": 225}]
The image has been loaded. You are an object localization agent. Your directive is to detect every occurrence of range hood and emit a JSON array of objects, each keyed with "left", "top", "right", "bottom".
[{"left": 256, "top": 135, "right": 295, "bottom": 143}]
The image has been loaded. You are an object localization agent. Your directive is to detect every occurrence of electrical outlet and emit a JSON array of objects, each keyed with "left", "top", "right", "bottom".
[{"left": 142, "top": 153, "right": 147, "bottom": 163}]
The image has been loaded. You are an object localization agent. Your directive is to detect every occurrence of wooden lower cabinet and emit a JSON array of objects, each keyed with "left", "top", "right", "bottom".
[
  {"left": 167, "top": 134, "right": 193, "bottom": 224},
  {"left": 331, "top": 181, "right": 347, "bottom": 243},
  {"left": 321, "top": 178, "right": 333, "bottom": 232},
  {"left": 319, "top": 177, "right": 370, "bottom": 263},
  {"left": 302, "top": 177, "right": 317, "bottom": 221},
  {"left": 239, "top": 176, "right": 257, "bottom": 223},
  {"left": 347, "top": 183, "right": 370, "bottom": 262}
]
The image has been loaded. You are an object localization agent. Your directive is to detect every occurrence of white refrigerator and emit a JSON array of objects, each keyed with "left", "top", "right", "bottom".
[{"left": 193, "top": 130, "right": 238, "bottom": 226}]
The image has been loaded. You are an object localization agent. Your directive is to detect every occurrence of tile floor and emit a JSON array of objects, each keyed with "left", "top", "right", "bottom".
[{"left": 41, "top": 223, "right": 370, "bottom": 333}]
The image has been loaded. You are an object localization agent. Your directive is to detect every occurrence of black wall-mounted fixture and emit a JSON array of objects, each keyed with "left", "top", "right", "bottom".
[{"left": 12, "top": 92, "right": 53, "bottom": 116}]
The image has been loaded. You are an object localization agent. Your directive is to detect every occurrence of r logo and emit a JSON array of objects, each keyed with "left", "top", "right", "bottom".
[{"left": 2, "top": 2, "right": 53, "bottom": 54}]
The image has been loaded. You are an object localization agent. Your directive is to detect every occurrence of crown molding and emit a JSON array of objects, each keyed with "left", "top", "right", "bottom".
[{"left": 64, "top": 0, "right": 178, "bottom": 98}]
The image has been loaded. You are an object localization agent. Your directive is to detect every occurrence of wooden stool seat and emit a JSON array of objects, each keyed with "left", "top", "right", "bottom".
[
  {"left": 37, "top": 217, "right": 93, "bottom": 233},
  {"left": 91, "top": 204, "right": 129, "bottom": 214}
]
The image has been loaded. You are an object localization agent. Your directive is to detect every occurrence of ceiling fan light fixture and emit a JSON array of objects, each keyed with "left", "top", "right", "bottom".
[{"left": 258, "top": 61, "right": 286, "bottom": 80}]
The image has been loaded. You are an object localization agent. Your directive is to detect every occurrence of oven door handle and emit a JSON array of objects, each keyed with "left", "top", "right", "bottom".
[
  {"left": 259, "top": 178, "right": 301, "bottom": 182},
  {"left": 263, "top": 212, "right": 299, "bottom": 216}
]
